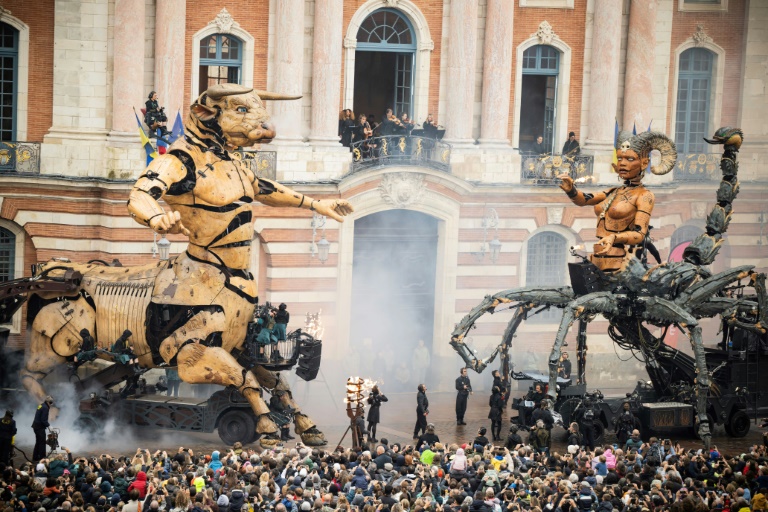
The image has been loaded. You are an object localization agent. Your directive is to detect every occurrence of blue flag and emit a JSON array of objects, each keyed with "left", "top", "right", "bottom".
[
  {"left": 632, "top": 122, "right": 637, "bottom": 136},
  {"left": 169, "top": 110, "right": 185, "bottom": 143},
  {"left": 134, "top": 108, "right": 157, "bottom": 165}
]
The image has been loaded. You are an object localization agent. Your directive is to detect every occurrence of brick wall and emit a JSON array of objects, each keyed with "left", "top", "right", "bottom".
[
  {"left": 3, "top": 0, "right": 54, "bottom": 142},
  {"left": 667, "top": 0, "right": 747, "bottom": 132}
]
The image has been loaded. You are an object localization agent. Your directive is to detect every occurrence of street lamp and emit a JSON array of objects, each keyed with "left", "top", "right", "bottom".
[{"left": 157, "top": 235, "right": 171, "bottom": 261}]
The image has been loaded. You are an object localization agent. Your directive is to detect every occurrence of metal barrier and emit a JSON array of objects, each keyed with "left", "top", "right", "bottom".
[
  {"left": 232, "top": 149, "right": 277, "bottom": 180},
  {"left": 0, "top": 141, "right": 41, "bottom": 174},
  {"left": 348, "top": 135, "right": 452, "bottom": 174},
  {"left": 520, "top": 153, "right": 594, "bottom": 186},
  {"left": 673, "top": 153, "right": 720, "bottom": 182}
]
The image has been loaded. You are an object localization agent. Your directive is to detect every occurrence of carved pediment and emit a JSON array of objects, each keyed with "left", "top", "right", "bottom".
[
  {"left": 208, "top": 8, "right": 240, "bottom": 34},
  {"left": 378, "top": 173, "right": 426, "bottom": 208}
]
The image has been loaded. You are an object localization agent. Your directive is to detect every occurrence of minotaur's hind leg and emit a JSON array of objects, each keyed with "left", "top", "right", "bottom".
[
  {"left": 21, "top": 297, "right": 95, "bottom": 404},
  {"left": 160, "top": 309, "right": 280, "bottom": 446},
  {"left": 251, "top": 366, "right": 328, "bottom": 446}
]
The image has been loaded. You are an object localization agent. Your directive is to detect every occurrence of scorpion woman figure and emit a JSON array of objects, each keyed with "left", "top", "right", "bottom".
[{"left": 557, "top": 131, "right": 675, "bottom": 272}]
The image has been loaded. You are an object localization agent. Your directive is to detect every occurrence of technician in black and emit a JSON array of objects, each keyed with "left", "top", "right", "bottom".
[
  {"left": 0, "top": 409, "right": 16, "bottom": 466},
  {"left": 413, "top": 383, "right": 429, "bottom": 438},
  {"left": 455, "top": 367, "right": 472, "bottom": 425},
  {"left": 32, "top": 396, "right": 53, "bottom": 462}
]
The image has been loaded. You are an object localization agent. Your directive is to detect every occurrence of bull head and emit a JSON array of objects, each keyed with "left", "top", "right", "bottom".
[{"left": 189, "top": 84, "right": 300, "bottom": 148}]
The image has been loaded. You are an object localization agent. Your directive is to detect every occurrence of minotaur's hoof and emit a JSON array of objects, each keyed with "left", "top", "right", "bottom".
[
  {"left": 259, "top": 432, "right": 282, "bottom": 448},
  {"left": 300, "top": 427, "right": 327, "bottom": 446}
]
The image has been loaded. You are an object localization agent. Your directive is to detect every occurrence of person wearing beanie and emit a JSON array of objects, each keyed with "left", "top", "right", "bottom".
[
  {"left": 217, "top": 494, "right": 230, "bottom": 512},
  {"left": 562, "top": 131, "right": 580, "bottom": 157},
  {"left": 0, "top": 409, "right": 17, "bottom": 466}
]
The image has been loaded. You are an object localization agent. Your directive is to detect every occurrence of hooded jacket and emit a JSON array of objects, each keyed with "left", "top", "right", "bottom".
[
  {"left": 351, "top": 467, "right": 368, "bottom": 490},
  {"left": 209, "top": 451, "right": 223, "bottom": 472},
  {"left": 229, "top": 489, "right": 246, "bottom": 512},
  {"left": 127, "top": 471, "right": 148, "bottom": 498}
]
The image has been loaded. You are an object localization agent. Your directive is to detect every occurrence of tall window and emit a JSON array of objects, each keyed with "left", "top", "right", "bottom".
[
  {"left": 0, "top": 22, "right": 19, "bottom": 142},
  {"left": 199, "top": 34, "right": 242, "bottom": 93},
  {"left": 0, "top": 227, "right": 15, "bottom": 282},
  {"left": 675, "top": 48, "right": 713, "bottom": 154},
  {"left": 525, "top": 231, "right": 567, "bottom": 322},
  {"left": 521, "top": 45, "right": 559, "bottom": 153}
]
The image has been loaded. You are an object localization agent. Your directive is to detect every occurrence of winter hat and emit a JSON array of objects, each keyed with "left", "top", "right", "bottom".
[
  {"left": 384, "top": 463, "right": 393, "bottom": 471},
  {"left": 111, "top": 494, "right": 121, "bottom": 507},
  {"left": 217, "top": 495, "right": 229, "bottom": 507},
  {"left": 301, "top": 502, "right": 312, "bottom": 511},
  {"left": 351, "top": 495, "right": 365, "bottom": 507},
  {"left": 36, "top": 463, "right": 46, "bottom": 472}
]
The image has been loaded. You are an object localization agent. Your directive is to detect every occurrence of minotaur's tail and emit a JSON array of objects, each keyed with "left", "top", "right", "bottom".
[{"left": 682, "top": 127, "right": 743, "bottom": 266}]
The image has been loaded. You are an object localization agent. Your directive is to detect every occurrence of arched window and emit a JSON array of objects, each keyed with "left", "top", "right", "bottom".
[
  {"left": 354, "top": 9, "right": 416, "bottom": 118},
  {"left": 198, "top": 34, "right": 242, "bottom": 93},
  {"left": 0, "top": 227, "right": 15, "bottom": 282},
  {"left": 0, "top": 22, "right": 19, "bottom": 141},
  {"left": 522, "top": 45, "right": 559, "bottom": 74},
  {"left": 526, "top": 231, "right": 567, "bottom": 322},
  {"left": 675, "top": 48, "right": 714, "bottom": 154},
  {"left": 521, "top": 45, "right": 560, "bottom": 153}
]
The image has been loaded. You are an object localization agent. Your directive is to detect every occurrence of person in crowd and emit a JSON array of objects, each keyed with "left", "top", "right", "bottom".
[
  {"left": 613, "top": 401, "right": 641, "bottom": 446},
  {"left": 505, "top": 424, "right": 523, "bottom": 450},
  {"left": 32, "top": 396, "right": 53, "bottom": 462},
  {"left": 557, "top": 352, "right": 572, "bottom": 381},
  {"left": 365, "top": 385, "right": 388, "bottom": 443},
  {"left": 144, "top": 91, "right": 169, "bottom": 137},
  {"left": 562, "top": 131, "right": 580, "bottom": 157},
  {"left": 579, "top": 398, "right": 597, "bottom": 451},
  {"left": 414, "top": 383, "right": 429, "bottom": 439},
  {"left": 516, "top": 383, "right": 545, "bottom": 427},
  {"left": 338, "top": 109, "right": 355, "bottom": 147},
  {"left": 531, "top": 400, "right": 554, "bottom": 433},
  {"left": 455, "top": 367, "right": 472, "bottom": 425},
  {"left": 625, "top": 428, "right": 644, "bottom": 452},
  {"left": 274, "top": 303, "right": 290, "bottom": 343},
  {"left": 472, "top": 427, "right": 490, "bottom": 451},
  {"left": 488, "top": 386, "right": 504, "bottom": 441},
  {"left": 0, "top": 409, "right": 16, "bottom": 466}
]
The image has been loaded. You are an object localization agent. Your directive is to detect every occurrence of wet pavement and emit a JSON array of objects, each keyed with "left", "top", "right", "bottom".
[{"left": 11, "top": 390, "right": 766, "bottom": 464}]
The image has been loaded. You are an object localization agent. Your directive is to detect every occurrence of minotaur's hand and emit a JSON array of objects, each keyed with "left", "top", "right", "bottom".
[
  {"left": 595, "top": 234, "right": 617, "bottom": 255},
  {"left": 313, "top": 199, "right": 354, "bottom": 222},
  {"left": 150, "top": 211, "right": 190, "bottom": 236},
  {"left": 558, "top": 174, "right": 574, "bottom": 193}
]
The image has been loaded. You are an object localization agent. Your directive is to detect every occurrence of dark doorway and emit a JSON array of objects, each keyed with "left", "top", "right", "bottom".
[
  {"left": 350, "top": 210, "right": 438, "bottom": 389},
  {"left": 520, "top": 75, "right": 557, "bottom": 153},
  {"left": 354, "top": 51, "right": 397, "bottom": 121}
]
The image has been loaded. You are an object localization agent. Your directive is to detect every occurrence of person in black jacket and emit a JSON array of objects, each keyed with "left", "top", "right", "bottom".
[
  {"left": 366, "top": 385, "right": 388, "bottom": 443},
  {"left": 144, "top": 91, "right": 168, "bottom": 137},
  {"left": 32, "top": 396, "right": 53, "bottom": 462},
  {"left": 0, "top": 409, "right": 16, "bottom": 466},
  {"left": 414, "top": 384, "right": 429, "bottom": 438},
  {"left": 505, "top": 424, "right": 523, "bottom": 450},
  {"left": 274, "top": 303, "right": 289, "bottom": 342},
  {"left": 455, "top": 368, "right": 472, "bottom": 425},
  {"left": 562, "top": 131, "right": 580, "bottom": 157},
  {"left": 488, "top": 386, "right": 504, "bottom": 441}
]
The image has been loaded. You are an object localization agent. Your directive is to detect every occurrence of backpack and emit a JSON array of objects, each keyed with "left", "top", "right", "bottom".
[
  {"left": 536, "top": 428, "right": 550, "bottom": 446},
  {"left": 646, "top": 444, "right": 661, "bottom": 465},
  {"left": 583, "top": 409, "right": 595, "bottom": 421}
]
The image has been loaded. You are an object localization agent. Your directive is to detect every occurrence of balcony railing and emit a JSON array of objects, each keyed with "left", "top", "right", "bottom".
[
  {"left": 673, "top": 153, "right": 720, "bottom": 182},
  {"left": 521, "top": 152, "right": 594, "bottom": 186},
  {"left": 348, "top": 135, "right": 452, "bottom": 174},
  {"left": 0, "top": 141, "right": 41, "bottom": 174},
  {"left": 232, "top": 149, "right": 277, "bottom": 180}
]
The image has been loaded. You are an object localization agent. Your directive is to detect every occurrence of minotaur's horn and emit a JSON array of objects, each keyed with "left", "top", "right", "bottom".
[
  {"left": 253, "top": 90, "right": 302, "bottom": 101},
  {"left": 205, "top": 84, "right": 254, "bottom": 100}
]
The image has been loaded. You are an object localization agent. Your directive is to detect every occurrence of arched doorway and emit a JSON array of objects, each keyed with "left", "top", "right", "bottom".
[
  {"left": 353, "top": 9, "right": 416, "bottom": 123},
  {"left": 350, "top": 209, "right": 438, "bottom": 389},
  {"left": 519, "top": 45, "right": 559, "bottom": 153}
]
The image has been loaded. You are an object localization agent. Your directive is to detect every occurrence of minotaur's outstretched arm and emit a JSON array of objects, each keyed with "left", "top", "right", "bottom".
[{"left": 252, "top": 176, "right": 354, "bottom": 222}]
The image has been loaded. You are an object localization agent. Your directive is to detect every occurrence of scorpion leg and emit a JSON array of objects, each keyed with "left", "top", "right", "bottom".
[
  {"left": 728, "top": 272, "right": 768, "bottom": 335},
  {"left": 547, "top": 292, "right": 617, "bottom": 399},
  {"left": 638, "top": 296, "right": 711, "bottom": 447}
]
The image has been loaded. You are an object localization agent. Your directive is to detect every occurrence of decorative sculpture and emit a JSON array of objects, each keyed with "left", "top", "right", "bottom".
[
  {"left": 451, "top": 127, "right": 766, "bottom": 447},
  {"left": 18, "top": 84, "right": 354, "bottom": 447}
]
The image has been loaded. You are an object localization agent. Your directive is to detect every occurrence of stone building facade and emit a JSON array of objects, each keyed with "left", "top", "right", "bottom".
[{"left": 0, "top": 0, "right": 767, "bottom": 390}]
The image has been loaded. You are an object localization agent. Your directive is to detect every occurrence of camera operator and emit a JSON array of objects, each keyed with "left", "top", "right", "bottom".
[{"left": 145, "top": 91, "right": 169, "bottom": 137}]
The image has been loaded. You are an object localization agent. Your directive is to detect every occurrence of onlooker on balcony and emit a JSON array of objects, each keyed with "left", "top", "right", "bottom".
[
  {"left": 532, "top": 135, "right": 547, "bottom": 156},
  {"left": 338, "top": 109, "right": 355, "bottom": 148},
  {"left": 562, "top": 131, "right": 581, "bottom": 157},
  {"left": 423, "top": 114, "right": 438, "bottom": 138}
]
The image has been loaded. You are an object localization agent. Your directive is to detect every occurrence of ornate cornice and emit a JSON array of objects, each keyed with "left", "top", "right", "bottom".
[
  {"left": 208, "top": 8, "right": 240, "bottom": 34},
  {"left": 532, "top": 21, "right": 559, "bottom": 45},
  {"left": 0, "top": 6, "right": 11, "bottom": 17}
]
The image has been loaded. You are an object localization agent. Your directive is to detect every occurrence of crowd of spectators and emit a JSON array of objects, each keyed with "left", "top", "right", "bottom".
[{"left": 3, "top": 426, "right": 768, "bottom": 512}]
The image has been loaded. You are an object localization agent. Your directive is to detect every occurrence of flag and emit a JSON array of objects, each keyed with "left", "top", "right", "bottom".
[
  {"left": 612, "top": 118, "right": 619, "bottom": 167},
  {"left": 632, "top": 122, "right": 637, "bottom": 136},
  {"left": 133, "top": 108, "right": 158, "bottom": 165},
  {"left": 156, "top": 129, "right": 168, "bottom": 155},
  {"left": 169, "top": 110, "right": 185, "bottom": 144}
]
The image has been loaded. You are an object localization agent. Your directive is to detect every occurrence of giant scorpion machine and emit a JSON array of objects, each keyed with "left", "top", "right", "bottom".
[{"left": 451, "top": 127, "right": 767, "bottom": 447}]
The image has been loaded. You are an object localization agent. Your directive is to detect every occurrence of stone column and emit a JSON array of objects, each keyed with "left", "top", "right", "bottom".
[
  {"left": 443, "top": 0, "right": 479, "bottom": 146},
  {"left": 154, "top": 0, "right": 186, "bottom": 117},
  {"left": 737, "top": 0, "right": 768, "bottom": 181},
  {"left": 309, "top": 0, "right": 343, "bottom": 145},
  {"left": 111, "top": 0, "right": 146, "bottom": 134},
  {"left": 271, "top": 0, "right": 305, "bottom": 142},
  {"left": 623, "top": 0, "right": 658, "bottom": 131},
  {"left": 478, "top": 0, "right": 514, "bottom": 147},
  {"left": 584, "top": 0, "right": 623, "bottom": 150}
]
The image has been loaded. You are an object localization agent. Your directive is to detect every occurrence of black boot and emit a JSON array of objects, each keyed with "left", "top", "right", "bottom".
[{"left": 281, "top": 428, "right": 295, "bottom": 441}]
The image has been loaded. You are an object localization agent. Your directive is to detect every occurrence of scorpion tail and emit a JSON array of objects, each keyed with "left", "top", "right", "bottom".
[{"left": 682, "top": 127, "right": 743, "bottom": 266}]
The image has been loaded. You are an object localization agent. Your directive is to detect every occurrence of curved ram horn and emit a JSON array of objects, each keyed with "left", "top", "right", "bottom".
[{"left": 253, "top": 90, "right": 303, "bottom": 101}]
